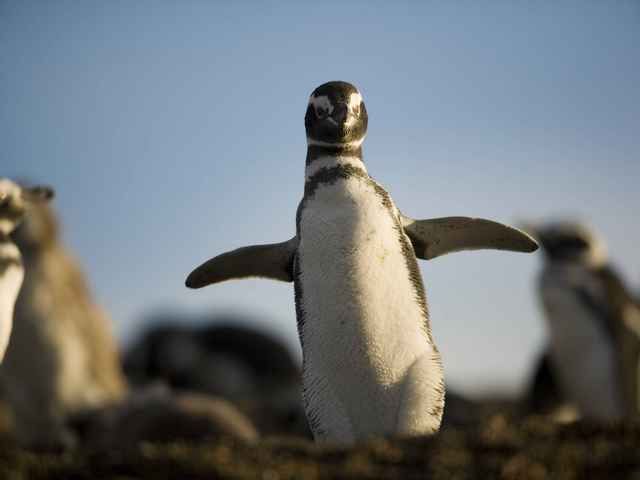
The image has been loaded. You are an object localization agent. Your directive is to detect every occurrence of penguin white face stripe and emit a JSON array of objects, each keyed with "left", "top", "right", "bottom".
[
  {"left": 308, "top": 92, "right": 361, "bottom": 110},
  {"left": 308, "top": 95, "right": 334, "bottom": 115},
  {"left": 305, "top": 156, "right": 367, "bottom": 180},
  {"left": 308, "top": 91, "right": 363, "bottom": 119},
  {"left": 345, "top": 92, "right": 363, "bottom": 126},
  {"left": 348, "top": 92, "right": 363, "bottom": 112}
]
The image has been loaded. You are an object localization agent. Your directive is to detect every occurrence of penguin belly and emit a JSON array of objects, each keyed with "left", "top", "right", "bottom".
[
  {"left": 0, "top": 261, "right": 24, "bottom": 361},
  {"left": 296, "top": 174, "right": 442, "bottom": 442},
  {"left": 541, "top": 270, "right": 624, "bottom": 421}
]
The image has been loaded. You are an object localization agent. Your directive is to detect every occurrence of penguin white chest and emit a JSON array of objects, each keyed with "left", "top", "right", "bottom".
[
  {"left": 540, "top": 267, "right": 624, "bottom": 420},
  {"left": 0, "top": 258, "right": 24, "bottom": 361},
  {"left": 296, "top": 174, "right": 442, "bottom": 441}
]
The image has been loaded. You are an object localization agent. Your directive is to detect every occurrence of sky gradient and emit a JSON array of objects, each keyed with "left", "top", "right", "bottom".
[{"left": 3, "top": 1, "right": 639, "bottom": 394}]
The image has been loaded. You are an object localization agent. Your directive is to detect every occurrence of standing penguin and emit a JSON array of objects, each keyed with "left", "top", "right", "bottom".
[
  {"left": 2, "top": 192, "right": 127, "bottom": 448},
  {"left": 187, "top": 81, "right": 537, "bottom": 443},
  {"left": 525, "top": 221, "right": 640, "bottom": 421},
  {"left": 0, "top": 179, "right": 53, "bottom": 362}
]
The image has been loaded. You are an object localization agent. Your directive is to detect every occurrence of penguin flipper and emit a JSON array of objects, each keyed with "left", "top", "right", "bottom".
[
  {"left": 186, "top": 237, "right": 297, "bottom": 288},
  {"left": 401, "top": 215, "right": 538, "bottom": 260}
]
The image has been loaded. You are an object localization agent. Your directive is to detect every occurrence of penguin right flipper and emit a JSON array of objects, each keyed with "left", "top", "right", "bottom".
[
  {"left": 401, "top": 215, "right": 538, "bottom": 260},
  {"left": 186, "top": 237, "right": 297, "bottom": 288}
]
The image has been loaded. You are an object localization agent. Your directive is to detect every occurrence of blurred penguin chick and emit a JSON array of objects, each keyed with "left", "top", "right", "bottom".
[
  {"left": 526, "top": 220, "right": 640, "bottom": 421},
  {"left": 124, "top": 320, "right": 309, "bottom": 437},
  {"left": 72, "top": 386, "right": 258, "bottom": 451},
  {"left": 125, "top": 321, "right": 299, "bottom": 397},
  {"left": 0, "top": 198, "right": 127, "bottom": 448}
]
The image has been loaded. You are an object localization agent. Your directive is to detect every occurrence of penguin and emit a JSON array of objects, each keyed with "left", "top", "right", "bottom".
[
  {"left": 72, "top": 386, "right": 258, "bottom": 451},
  {"left": 0, "top": 178, "right": 53, "bottom": 362},
  {"left": 2, "top": 193, "right": 127, "bottom": 449},
  {"left": 186, "top": 81, "right": 538, "bottom": 444},
  {"left": 123, "top": 319, "right": 300, "bottom": 402},
  {"left": 525, "top": 220, "right": 640, "bottom": 421},
  {"left": 123, "top": 318, "right": 309, "bottom": 436}
]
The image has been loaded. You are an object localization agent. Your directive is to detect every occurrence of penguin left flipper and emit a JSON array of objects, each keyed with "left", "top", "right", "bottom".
[
  {"left": 401, "top": 215, "right": 538, "bottom": 260},
  {"left": 186, "top": 237, "right": 297, "bottom": 288}
]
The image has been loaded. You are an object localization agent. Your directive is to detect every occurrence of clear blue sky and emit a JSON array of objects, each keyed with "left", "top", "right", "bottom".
[{"left": 3, "top": 1, "right": 639, "bottom": 394}]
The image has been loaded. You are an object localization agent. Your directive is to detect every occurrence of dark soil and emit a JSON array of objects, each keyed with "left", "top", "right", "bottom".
[{"left": 1, "top": 414, "right": 639, "bottom": 480}]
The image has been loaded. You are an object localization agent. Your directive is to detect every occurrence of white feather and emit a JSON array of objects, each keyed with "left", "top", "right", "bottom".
[
  {"left": 297, "top": 169, "right": 443, "bottom": 442},
  {"left": 0, "top": 258, "right": 23, "bottom": 362},
  {"left": 306, "top": 137, "right": 366, "bottom": 149}
]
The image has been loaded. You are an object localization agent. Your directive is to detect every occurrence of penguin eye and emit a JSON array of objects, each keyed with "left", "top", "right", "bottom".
[{"left": 316, "top": 107, "right": 328, "bottom": 118}]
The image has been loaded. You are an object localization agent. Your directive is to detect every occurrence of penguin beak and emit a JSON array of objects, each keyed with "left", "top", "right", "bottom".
[
  {"left": 23, "top": 185, "right": 55, "bottom": 203},
  {"left": 330, "top": 103, "right": 349, "bottom": 125}
]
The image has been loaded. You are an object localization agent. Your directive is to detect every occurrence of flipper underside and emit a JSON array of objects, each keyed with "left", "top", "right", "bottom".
[
  {"left": 186, "top": 237, "right": 297, "bottom": 288},
  {"left": 401, "top": 215, "right": 538, "bottom": 260}
]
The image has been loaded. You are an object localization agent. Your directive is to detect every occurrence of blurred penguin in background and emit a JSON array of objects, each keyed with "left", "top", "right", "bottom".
[
  {"left": 0, "top": 179, "right": 53, "bottom": 363},
  {"left": 124, "top": 317, "right": 309, "bottom": 437},
  {"left": 525, "top": 220, "right": 640, "bottom": 422},
  {"left": 72, "top": 385, "right": 258, "bottom": 451},
  {"left": 0, "top": 197, "right": 127, "bottom": 448}
]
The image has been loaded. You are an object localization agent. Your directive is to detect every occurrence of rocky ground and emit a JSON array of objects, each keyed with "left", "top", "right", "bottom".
[{"left": 1, "top": 413, "right": 639, "bottom": 480}]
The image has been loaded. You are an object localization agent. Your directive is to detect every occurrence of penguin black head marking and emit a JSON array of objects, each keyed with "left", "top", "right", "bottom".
[
  {"left": 530, "top": 221, "right": 606, "bottom": 266},
  {"left": 305, "top": 81, "right": 368, "bottom": 149}
]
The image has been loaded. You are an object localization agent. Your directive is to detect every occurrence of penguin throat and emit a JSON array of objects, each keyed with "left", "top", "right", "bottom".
[
  {"left": 305, "top": 152, "right": 367, "bottom": 180},
  {"left": 307, "top": 141, "right": 363, "bottom": 163},
  {"left": 307, "top": 136, "right": 365, "bottom": 148}
]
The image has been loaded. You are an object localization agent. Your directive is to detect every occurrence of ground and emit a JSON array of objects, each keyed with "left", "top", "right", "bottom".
[{"left": 1, "top": 413, "right": 638, "bottom": 480}]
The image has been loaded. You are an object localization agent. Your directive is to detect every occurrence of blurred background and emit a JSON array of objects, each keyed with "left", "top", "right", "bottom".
[{"left": 2, "top": 0, "right": 638, "bottom": 397}]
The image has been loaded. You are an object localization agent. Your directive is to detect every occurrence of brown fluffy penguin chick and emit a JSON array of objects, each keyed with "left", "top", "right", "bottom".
[
  {"left": 74, "top": 387, "right": 258, "bottom": 451},
  {"left": 0, "top": 200, "right": 126, "bottom": 449}
]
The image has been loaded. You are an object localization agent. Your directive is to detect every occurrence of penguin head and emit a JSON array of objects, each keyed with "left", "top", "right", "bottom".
[
  {"left": 0, "top": 178, "right": 54, "bottom": 236},
  {"left": 525, "top": 221, "right": 607, "bottom": 267},
  {"left": 305, "top": 81, "right": 368, "bottom": 149}
]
